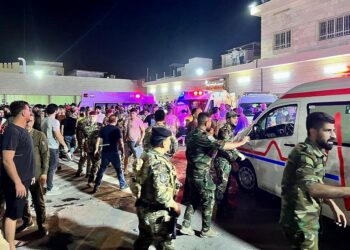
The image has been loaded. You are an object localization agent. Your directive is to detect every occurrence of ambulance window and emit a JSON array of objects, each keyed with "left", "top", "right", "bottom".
[
  {"left": 308, "top": 102, "right": 350, "bottom": 146},
  {"left": 251, "top": 104, "right": 297, "bottom": 140}
]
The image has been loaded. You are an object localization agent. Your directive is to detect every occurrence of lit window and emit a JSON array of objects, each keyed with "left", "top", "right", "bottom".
[
  {"left": 274, "top": 30, "right": 291, "bottom": 50},
  {"left": 319, "top": 14, "right": 350, "bottom": 41}
]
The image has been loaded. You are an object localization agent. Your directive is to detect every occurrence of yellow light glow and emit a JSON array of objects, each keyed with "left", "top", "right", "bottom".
[
  {"left": 237, "top": 76, "right": 251, "bottom": 85},
  {"left": 324, "top": 64, "right": 349, "bottom": 74},
  {"left": 173, "top": 85, "right": 181, "bottom": 92},
  {"left": 273, "top": 71, "right": 291, "bottom": 80},
  {"left": 161, "top": 86, "right": 168, "bottom": 93}
]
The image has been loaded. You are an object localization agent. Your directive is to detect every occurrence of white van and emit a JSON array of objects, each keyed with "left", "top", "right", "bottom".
[{"left": 235, "top": 77, "right": 350, "bottom": 224}]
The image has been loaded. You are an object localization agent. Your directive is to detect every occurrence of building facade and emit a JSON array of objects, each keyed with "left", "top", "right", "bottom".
[{"left": 144, "top": 0, "right": 350, "bottom": 103}]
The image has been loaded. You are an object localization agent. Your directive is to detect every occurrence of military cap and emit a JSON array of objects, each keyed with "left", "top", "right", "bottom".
[
  {"left": 226, "top": 111, "right": 239, "bottom": 119},
  {"left": 151, "top": 127, "right": 172, "bottom": 146}
]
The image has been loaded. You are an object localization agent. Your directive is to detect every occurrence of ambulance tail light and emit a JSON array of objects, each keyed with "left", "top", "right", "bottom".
[
  {"left": 192, "top": 90, "right": 204, "bottom": 96},
  {"left": 135, "top": 94, "right": 141, "bottom": 99}
]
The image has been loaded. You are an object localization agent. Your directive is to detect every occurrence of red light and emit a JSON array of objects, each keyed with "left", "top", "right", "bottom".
[
  {"left": 198, "top": 91, "right": 203, "bottom": 96},
  {"left": 135, "top": 94, "right": 141, "bottom": 99},
  {"left": 194, "top": 91, "right": 198, "bottom": 96}
]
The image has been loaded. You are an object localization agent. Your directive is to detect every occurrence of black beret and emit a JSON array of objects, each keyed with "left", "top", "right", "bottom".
[
  {"left": 152, "top": 127, "right": 172, "bottom": 138},
  {"left": 226, "top": 111, "right": 239, "bottom": 119}
]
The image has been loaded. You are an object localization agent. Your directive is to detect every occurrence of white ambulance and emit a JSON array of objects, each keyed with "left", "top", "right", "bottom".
[{"left": 235, "top": 77, "right": 350, "bottom": 224}]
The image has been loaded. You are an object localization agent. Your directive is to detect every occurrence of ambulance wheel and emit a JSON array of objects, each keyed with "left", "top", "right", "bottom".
[{"left": 237, "top": 161, "right": 257, "bottom": 192}]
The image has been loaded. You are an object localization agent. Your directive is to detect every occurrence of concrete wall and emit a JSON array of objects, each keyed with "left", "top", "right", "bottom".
[
  {"left": 0, "top": 72, "right": 139, "bottom": 105},
  {"left": 260, "top": 0, "right": 350, "bottom": 59}
]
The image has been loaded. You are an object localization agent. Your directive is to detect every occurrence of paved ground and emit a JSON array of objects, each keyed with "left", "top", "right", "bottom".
[
  {"left": 14, "top": 149, "right": 350, "bottom": 250},
  {"left": 17, "top": 150, "right": 256, "bottom": 250}
]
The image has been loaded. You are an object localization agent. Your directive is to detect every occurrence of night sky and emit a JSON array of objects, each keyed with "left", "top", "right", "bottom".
[{"left": 0, "top": 0, "right": 260, "bottom": 79}]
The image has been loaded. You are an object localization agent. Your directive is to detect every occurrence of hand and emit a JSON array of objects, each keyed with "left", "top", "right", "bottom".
[
  {"left": 63, "top": 146, "right": 69, "bottom": 153},
  {"left": 120, "top": 151, "right": 125, "bottom": 160},
  {"left": 82, "top": 151, "right": 87, "bottom": 157},
  {"left": 94, "top": 149, "right": 99, "bottom": 156},
  {"left": 172, "top": 202, "right": 181, "bottom": 217},
  {"left": 31, "top": 177, "right": 36, "bottom": 185},
  {"left": 333, "top": 205, "right": 347, "bottom": 228},
  {"left": 40, "top": 174, "right": 47, "bottom": 186},
  {"left": 237, "top": 152, "right": 246, "bottom": 161},
  {"left": 15, "top": 182, "right": 27, "bottom": 198},
  {"left": 241, "top": 136, "right": 250, "bottom": 144}
]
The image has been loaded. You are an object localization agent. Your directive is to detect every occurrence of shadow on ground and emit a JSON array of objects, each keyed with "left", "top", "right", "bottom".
[{"left": 16, "top": 215, "right": 137, "bottom": 250}]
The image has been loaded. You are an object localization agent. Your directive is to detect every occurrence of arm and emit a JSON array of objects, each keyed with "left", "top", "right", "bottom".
[
  {"left": 95, "top": 137, "right": 101, "bottom": 155},
  {"left": 222, "top": 136, "right": 250, "bottom": 151},
  {"left": 118, "top": 138, "right": 124, "bottom": 159},
  {"left": 2, "top": 150, "right": 26, "bottom": 198},
  {"left": 139, "top": 123, "right": 145, "bottom": 143},
  {"left": 54, "top": 130, "right": 68, "bottom": 151},
  {"left": 39, "top": 134, "right": 49, "bottom": 185},
  {"left": 324, "top": 198, "right": 347, "bottom": 227},
  {"left": 308, "top": 183, "right": 350, "bottom": 199}
]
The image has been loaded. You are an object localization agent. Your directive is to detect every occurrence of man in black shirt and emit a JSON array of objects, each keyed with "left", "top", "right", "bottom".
[
  {"left": 93, "top": 115, "right": 127, "bottom": 193},
  {"left": 1, "top": 101, "right": 34, "bottom": 250}
]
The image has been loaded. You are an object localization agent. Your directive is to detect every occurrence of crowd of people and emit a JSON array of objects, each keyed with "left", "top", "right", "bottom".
[{"left": 1, "top": 99, "right": 345, "bottom": 250}]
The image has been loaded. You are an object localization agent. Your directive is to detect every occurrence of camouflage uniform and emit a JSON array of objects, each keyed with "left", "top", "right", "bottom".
[
  {"left": 182, "top": 128, "right": 224, "bottom": 232},
  {"left": 143, "top": 124, "right": 178, "bottom": 157},
  {"left": 84, "top": 124, "right": 101, "bottom": 183},
  {"left": 213, "top": 123, "right": 240, "bottom": 201},
  {"left": 133, "top": 150, "right": 179, "bottom": 250},
  {"left": 280, "top": 138, "right": 327, "bottom": 250},
  {"left": 76, "top": 117, "right": 91, "bottom": 175}
]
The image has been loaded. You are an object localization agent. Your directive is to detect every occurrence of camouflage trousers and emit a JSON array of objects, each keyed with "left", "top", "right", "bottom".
[
  {"left": 213, "top": 157, "right": 232, "bottom": 201},
  {"left": 134, "top": 207, "right": 174, "bottom": 250},
  {"left": 87, "top": 153, "right": 100, "bottom": 183},
  {"left": 282, "top": 226, "right": 319, "bottom": 250},
  {"left": 77, "top": 150, "right": 92, "bottom": 175},
  {"left": 182, "top": 176, "right": 215, "bottom": 232}
]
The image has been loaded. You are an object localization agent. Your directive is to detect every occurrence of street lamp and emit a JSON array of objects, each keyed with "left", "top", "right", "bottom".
[
  {"left": 249, "top": 2, "right": 258, "bottom": 15},
  {"left": 34, "top": 70, "right": 44, "bottom": 79},
  {"left": 18, "top": 57, "right": 26, "bottom": 73},
  {"left": 196, "top": 68, "right": 204, "bottom": 76}
]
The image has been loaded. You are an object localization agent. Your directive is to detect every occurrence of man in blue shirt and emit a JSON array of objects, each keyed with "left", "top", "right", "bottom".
[{"left": 93, "top": 115, "right": 127, "bottom": 193}]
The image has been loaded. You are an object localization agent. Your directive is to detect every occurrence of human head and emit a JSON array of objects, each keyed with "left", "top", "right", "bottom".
[
  {"left": 108, "top": 114, "right": 117, "bottom": 125},
  {"left": 89, "top": 111, "right": 98, "bottom": 123},
  {"left": 192, "top": 108, "right": 202, "bottom": 119},
  {"left": 144, "top": 109, "right": 150, "bottom": 116},
  {"left": 0, "top": 108, "right": 4, "bottom": 118},
  {"left": 95, "top": 106, "right": 102, "bottom": 114},
  {"left": 226, "top": 111, "right": 239, "bottom": 126},
  {"left": 150, "top": 127, "right": 172, "bottom": 153},
  {"left": 152, "top": 104, "right": 159, "bottom": 113},
  {"left": 10, "top": 101, "right": 31, "bottom": 122},
  {"left": 155, "top": 110, "right": 166, "bottom": 122},
  {"left": 306, "top": 112, "right": 336, "bottom": 150},
  {"left": 129, "top": 108, "right": 137, "bottom": 119},
  {"left": 212, "top": 107, "right": 219, "bottom": 114},
  {"left": 197, "top": 112, "right": 212, "bottom": 132},
  {"left": 46, "top": 103, "right": 58, "bottom": 115},
  {"left": 237, "top": 107, "right": 244, "bottom": 115},
  {"left": 26, "top": 112, "right": 35, "bottom": 131},
  {"left": 260, "top": 103, "right": 267, "bottom": 111}
]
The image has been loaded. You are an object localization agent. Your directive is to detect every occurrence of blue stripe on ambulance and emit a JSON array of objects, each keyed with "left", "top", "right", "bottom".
[{"left": 241, "top": 152, "right": 340, "bottom": 182}]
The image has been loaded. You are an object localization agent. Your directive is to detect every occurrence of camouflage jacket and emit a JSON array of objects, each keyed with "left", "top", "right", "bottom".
[
  {"left": 185, "top": 128, "right": 224, "bottom": 180},
  {"left": 136, "top": 150, "right": 179, "bottom": 208},
  {"left": 216, "top": 123, "right": 240, "bottom": 162},
  {"left": 76, "top": 117, "right": 88, "bottom": 147},
  {"left": 82, "top": 122, "right": 100, "bottom": 153},
  {"left": 279, "top": 138, "right": 327, "bottom": 232},
  {"left": 143, "top": 123, "right": 178, "bottom": 156}
]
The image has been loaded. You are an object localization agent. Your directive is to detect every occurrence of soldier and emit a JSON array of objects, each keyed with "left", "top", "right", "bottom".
[
  {"left": 75, "top": 108, "right": 92, "bottom": 177},
  {"left": 81, "top": 111, "right": 101, "bottom": 186},
  {"left": 180, "top": 112, "right": 249, "bottom": 238},
  {"left": 16, "top": 113, "right": 49, "bottom": 236},
  {"left": 133, "top": 127, "right": 181, "bottom": 250},
  {"left": 143, "top": 110, "right": 178, "bottom": 157},
  {"left": 280, "top": 112, "right": 350, "bottom": 250},
  {"left": 213, "top": 111, "right": 247, "bottom": 202}
]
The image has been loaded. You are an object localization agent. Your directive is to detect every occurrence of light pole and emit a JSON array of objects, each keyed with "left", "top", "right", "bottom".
[{"left": 18, "top": 57, "right": 27, "bottom": 74}]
